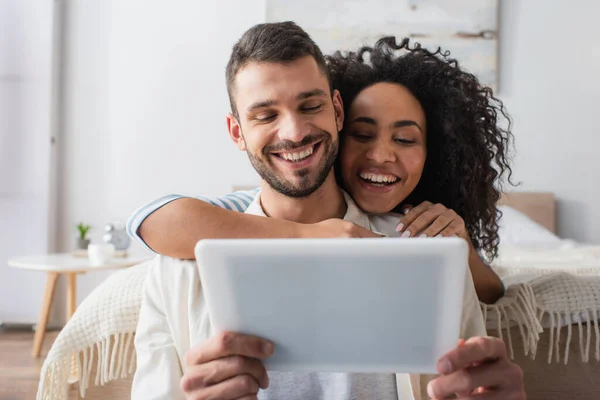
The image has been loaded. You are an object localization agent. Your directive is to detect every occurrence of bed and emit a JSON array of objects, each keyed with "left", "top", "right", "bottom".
[{"left": 489, "top": 192, "right": 600, "bottom": 400}]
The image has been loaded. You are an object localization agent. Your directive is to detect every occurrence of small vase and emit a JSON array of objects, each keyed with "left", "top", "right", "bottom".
[
  {"left": 76, "top": 238, "right": 90, "bottom": 250},
  {"left": 103, "top": 222, "right": 131, "bottom": 251}
]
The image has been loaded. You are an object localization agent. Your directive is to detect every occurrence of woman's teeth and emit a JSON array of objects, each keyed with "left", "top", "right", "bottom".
[
  {"left": 279, "top": 146, "right": 314, "bottom": 162},
  {"left": 359, "top": 172, "right": 398, "bottom": 185}
]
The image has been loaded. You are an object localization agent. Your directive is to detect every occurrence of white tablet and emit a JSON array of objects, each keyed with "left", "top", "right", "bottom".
[{"left": 195, "top": 237, "right": 468, "bottom": 374}]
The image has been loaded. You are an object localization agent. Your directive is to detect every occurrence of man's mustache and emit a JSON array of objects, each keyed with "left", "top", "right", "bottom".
[{"left": 262, "top": 132, "right": 330, "bottom": 155}]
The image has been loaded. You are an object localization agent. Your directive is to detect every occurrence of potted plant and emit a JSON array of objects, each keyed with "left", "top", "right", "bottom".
[{"left": 76, "top": 223, "right": 91, "bottom": 250}]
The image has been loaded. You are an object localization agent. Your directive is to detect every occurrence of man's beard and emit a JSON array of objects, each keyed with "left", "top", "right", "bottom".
[{"left": 245, "top": 130, "right": 338, "bottom": 198}]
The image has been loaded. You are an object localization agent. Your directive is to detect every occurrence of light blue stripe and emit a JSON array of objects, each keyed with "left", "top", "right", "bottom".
[
  {"left": 194, "top": 195, "right": 215, "bottom": 205},
  {"left": 223, "top": 195, "right": 245, "bottom": 212},
  {"left": 194, "top": 195, "right": 228, "bottom": 209},
  {"left": 219, "top": 197, "right": 242, "bottom": 212},
  {"left": 126, "top": 190, "right": 261, "bottom": 254},
  {"left": 210, "top": 190, "right": 259, "bottom": 212},
  {"left": 126, "top": 194, "right": 185, "bottom": 252},
  {"left": 209, "top": 196, "right": 234, "bottom": 211},
  {"left": 234, "top": 189, "right": 259, "bottom": 203}
]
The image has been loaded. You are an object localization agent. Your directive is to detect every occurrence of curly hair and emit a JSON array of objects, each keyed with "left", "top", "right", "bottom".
[{"left": 327, "top": 37, "right": 514, "bottom": 261}]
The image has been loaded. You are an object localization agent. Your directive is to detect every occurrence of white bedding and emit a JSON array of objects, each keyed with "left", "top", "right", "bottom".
[{"left": 494, "top": 242, "right": 600, "bottom": 277}]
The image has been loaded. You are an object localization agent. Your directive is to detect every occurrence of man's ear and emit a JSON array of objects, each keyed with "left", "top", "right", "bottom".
[
  {"left": 332, "top": 89, "right": 345, "bottom": 132},
  {"left": 226, "top": 113, "right": 246, "bottom": 151}
]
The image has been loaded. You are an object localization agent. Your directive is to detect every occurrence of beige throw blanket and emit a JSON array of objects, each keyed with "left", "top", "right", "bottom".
[{"left": 36, "top": 262, "right": 150, "bottom": 400}]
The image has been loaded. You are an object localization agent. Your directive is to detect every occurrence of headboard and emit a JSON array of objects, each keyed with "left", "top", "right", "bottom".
[
  {"left": 232, "top": 185, "right": 257, "bottom": 192},
  {"left": 498, "top": 192, "right": 557, "bottom": 234}
]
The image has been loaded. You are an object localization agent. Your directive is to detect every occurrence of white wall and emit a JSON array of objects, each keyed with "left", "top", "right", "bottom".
[
  {"left": 55, "top": 0, "right": 600, "bottom": 315},
  {"left": 107, "top": 0, "right": 265, "bottom": 214},
  {"left": 499, "top": 1, "right": 600, "bottom": 242},
  {"left": 53, "top": 0, "right": 113, "bottom": 324},
  {"left": 0, "top": 1, "right": 54, "bottom": 324},
  {"left": 53, "top": 0, "right": 265, "bottom": 323}
]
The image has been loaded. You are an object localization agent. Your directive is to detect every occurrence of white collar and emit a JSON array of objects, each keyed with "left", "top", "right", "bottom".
[{"left": 245, "top": 189, "right": 371, "bottom": 230}]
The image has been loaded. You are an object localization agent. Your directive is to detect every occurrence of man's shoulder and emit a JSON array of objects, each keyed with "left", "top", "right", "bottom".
[
  {"left": 146, "top": 255, "right": 200, "bottom": 289},
  {"left": 367, "top": 212, "right": 403, "bottom": 237}
]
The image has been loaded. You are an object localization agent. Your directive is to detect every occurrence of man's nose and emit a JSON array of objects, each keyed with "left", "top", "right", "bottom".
[{"left": 278, "top": 113, "right": 311, "bottom": 143}]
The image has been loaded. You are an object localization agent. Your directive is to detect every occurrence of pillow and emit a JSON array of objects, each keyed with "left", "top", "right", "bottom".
[{"left": 497, "top": 205, "right": 562, "bottom": 248}]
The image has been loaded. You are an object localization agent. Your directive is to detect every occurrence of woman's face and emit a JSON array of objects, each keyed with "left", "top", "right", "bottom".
[{"left": 340, "top": 82, "right": 427, "bottom": 214}]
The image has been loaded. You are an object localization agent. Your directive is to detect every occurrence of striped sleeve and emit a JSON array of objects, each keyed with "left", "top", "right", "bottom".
[{"left": 126, "top": 188, "right": 260, "bottom": 253}]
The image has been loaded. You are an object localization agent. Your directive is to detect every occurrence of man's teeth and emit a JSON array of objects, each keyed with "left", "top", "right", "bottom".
[
  {"left": 359, "top": 172, "right": 398, "bottom": 184},
  {"left": 279, "top": 146, "right": 314, "bottom": 162}
]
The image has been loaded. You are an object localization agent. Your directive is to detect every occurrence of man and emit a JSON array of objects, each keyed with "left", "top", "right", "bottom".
[{"left": 131, "top": 22, "right": 524, "bottom": 399}]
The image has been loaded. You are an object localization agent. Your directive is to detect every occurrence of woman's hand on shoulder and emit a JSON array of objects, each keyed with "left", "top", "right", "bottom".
[
  {"left": 396, "top": 201, "right": 468, "bottom": 239},
  {"left": 299, "top": 219, "right": 382, "bottom": 239}
]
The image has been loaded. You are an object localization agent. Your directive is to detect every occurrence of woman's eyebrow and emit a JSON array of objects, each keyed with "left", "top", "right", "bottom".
[
  {"left": 351, "top": 116, "right": 422, "bottom": 132},
  {"left": 392, "top": 120, "right": 422, "bottom": 132},
  {"left": 350, "top": 116, "right": 377, "bottom": 125}
]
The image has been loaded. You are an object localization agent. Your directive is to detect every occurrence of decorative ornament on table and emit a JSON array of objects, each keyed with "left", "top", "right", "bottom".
[{"left": 103, "top": 221, "right": 131, "bottom": 257}]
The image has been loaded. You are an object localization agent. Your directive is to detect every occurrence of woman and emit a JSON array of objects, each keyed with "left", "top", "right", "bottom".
[{"left": 129, "top": 38, "right": 513, "bottom": 304}]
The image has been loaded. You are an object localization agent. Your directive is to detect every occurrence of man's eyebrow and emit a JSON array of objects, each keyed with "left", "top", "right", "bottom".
[
  {"left": 297, "top": 89, "right": 327, "bottom": 100},
  {"left": 246, "top": 89, "right": 327, "bottom": 113},
  {"left": 247, "top": 99, "right": 277, "bottom": 113}
]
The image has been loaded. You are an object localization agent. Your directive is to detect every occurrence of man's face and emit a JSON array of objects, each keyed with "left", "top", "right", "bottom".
[{"left": 227, "top": 56, "right": 344, "bottom": 198}]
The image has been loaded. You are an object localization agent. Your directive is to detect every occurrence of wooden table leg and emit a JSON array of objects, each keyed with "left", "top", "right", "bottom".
[
  {"left": 32, "top": 272, "right": 59, "bottom": 357},
  {"left": 66, "top": 273, "right": 77, "bottom": 320}
]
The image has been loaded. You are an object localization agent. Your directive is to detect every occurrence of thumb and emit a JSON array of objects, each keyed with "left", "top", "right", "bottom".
[{"left": 363, "top": 229, "right": 385, "bottom": 238}]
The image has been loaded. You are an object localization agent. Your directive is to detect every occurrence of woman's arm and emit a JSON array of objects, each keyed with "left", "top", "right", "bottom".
[
  {"left": 466, "top": 239, "right": 504, "bottom": 304},
  {"left": 128, "top": 190, "right": 378, "bottom": 260},
  {"left": 138, "top": 197, "right": 304, "bottom": 259}
]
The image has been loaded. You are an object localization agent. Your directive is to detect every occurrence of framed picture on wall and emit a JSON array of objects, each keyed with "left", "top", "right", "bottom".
[{"left": 266, "top": 0, "right": 498, "bottom": 91}]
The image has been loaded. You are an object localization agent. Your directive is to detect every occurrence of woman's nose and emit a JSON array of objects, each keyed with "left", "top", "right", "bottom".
[{"left": 366, "top": 141, "right": 396, "bottom": 163}]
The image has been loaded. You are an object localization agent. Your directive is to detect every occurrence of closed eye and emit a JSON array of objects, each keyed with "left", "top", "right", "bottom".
[
  {"left": 255, "top": 114, "right": 276, "bottom": 123},
  {"left": 394, "top": 138, "right": 415, "bottom": 145},
  {"left": 348, "top": 132, "right": 375, "bottom": 142},
  {"left": 301, "top": 104, "right": 323, "bottom": 112}
]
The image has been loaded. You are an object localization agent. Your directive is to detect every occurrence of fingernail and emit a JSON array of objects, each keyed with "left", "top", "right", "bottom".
[
  {"left": 427, "top": 382, "right": 435, "bottom": 398},
  {"left": 439, "top": 357, "right": 452, "bottom": 375},
  {"left": 396, "top": 223, "right": 404, "bottom": 232},
  {"left": 401, "top": 230, "right": 411, "bottom": 238},
  {"left": 262, "top": 342, "right": 274, "bottom": 355},
  {"left": 419, "top": 233, "right": 427, "bottom": 238}
]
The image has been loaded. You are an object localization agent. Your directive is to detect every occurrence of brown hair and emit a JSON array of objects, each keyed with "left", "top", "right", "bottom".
[{"left": 226, "top": 21, "right": 330, "bottom": 117}]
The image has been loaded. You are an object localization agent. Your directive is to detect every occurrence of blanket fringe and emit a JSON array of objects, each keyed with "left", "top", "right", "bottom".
[
  {"left": 537, "top": 308, "right": 600, "bottom": 364},
  {"left": 36, "top": 332, "right": 136, "bottom": 400},
  {"left": 481, "top": 283, "right": 542, "bottom": 360}
]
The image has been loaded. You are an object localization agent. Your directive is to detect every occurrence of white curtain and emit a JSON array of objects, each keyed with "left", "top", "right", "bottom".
[{"left": 0, "top": 1, "right": 54, "bottom": 324}]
